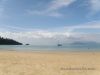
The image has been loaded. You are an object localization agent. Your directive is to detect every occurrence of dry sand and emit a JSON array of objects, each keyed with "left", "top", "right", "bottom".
[{"left": 0, "top": 51, "right": 100, "bottom": 75}]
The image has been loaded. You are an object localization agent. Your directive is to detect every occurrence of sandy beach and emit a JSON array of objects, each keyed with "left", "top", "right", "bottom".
[{"left": 0, "top": 51, "right": 100, "bottom": 75}]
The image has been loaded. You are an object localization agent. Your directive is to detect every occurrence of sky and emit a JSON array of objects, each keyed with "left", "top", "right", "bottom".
[{"left": 0, "top": 0, "right": 100, "bottom": 45}]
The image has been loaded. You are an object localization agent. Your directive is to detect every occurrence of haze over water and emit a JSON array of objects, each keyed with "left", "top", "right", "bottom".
[{"left": 0, "top": 45, "right": 100, "bottom": 52}]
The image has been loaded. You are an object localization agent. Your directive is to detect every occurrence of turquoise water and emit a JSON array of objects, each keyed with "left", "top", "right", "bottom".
[{"left": 0, "top": 45, "right": 100, "bottom": 52}]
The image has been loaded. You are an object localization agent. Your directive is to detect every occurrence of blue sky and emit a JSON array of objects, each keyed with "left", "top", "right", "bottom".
[{"left": 0, "top": 0, "right": 100, "bottom": 45}]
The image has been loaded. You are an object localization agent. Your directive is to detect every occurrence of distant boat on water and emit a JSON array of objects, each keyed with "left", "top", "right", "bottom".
[
  {"left": 26, "top": 44, "right": 30, "bottom": 45},
  {"left": 57, "top": 40, "right": 62, "bottom": 46},
  {"left": 57, "top": 44, "right": 62, "bottom": 46}
]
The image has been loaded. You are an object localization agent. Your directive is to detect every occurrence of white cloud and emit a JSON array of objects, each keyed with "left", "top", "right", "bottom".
[
  {"left": 0, "top": 31, "right": 72, "bottom": 45},
  {"left": 0, "top": 21, "right": 100, "bottom": 45},
  {"left": 64, "top": 21, "right": 100, "bottom": 31},
  {"left": 27, "top": 0, "right": 75, "bottom": 17},
  {"left": 48, "top": 0, "right": 75, "bottom": 11},
  {"left": 88, "top": 0, "right": 100, "bottom": 15},
  {"left": 0, "top": 30, "right": 100, "bottom": 45}
]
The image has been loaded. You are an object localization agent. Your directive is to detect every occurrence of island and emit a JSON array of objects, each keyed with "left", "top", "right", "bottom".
[{"left": 0, "top": 36, "right": 22, "bottom": 45}]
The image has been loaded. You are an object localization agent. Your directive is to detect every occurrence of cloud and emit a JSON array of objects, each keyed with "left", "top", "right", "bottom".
[
  {"left": 48, "top": 0, "right": 75, "bottom": 11},
  {"left": 88, "top": 0, "right": 100, "bottom": 15},
  {"left": 27, "top": 0, "right": 76, "bottom": 17},
  {"left": 0, "top": 31, "right": 72, "bottom": 45},
  {"left": 64, "top": 21, "right": 100, "bottom": 31},
  {"left": 0, "top": 30, "right": 100, "bottom": 45},
  {"left": 0, "top": 25, "right": 42, "bottom": 32},
  {"left": 0, "top": 21, "right": 100, "bottom": 45},
  {"left": 27, "top": 10, "right": 62, "bottom": 17}
]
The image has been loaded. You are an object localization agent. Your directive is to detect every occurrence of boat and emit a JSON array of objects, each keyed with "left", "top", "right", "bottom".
[
  {"left": 57, "top": 40, "right": 62, "bottom": 46},
  {"left": 57, "top": 44, "right": 62, "bottom": 46},
  {"left": 26, "top": 44, "right": 30, "bottom": 45}
]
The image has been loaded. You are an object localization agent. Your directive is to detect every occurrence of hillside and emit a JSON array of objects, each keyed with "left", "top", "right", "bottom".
[{"left": 0, "top": 37, "right": 22, "bottom": 45}]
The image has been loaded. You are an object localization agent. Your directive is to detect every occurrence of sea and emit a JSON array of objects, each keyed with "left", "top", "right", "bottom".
[{"left": 0, "top": 45, "right": 100, "bottom": 52}]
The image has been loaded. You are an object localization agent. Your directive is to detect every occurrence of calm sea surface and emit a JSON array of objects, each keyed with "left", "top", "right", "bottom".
[{"left": 0, "top": 45, "right": 100, "bottom": 52}]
